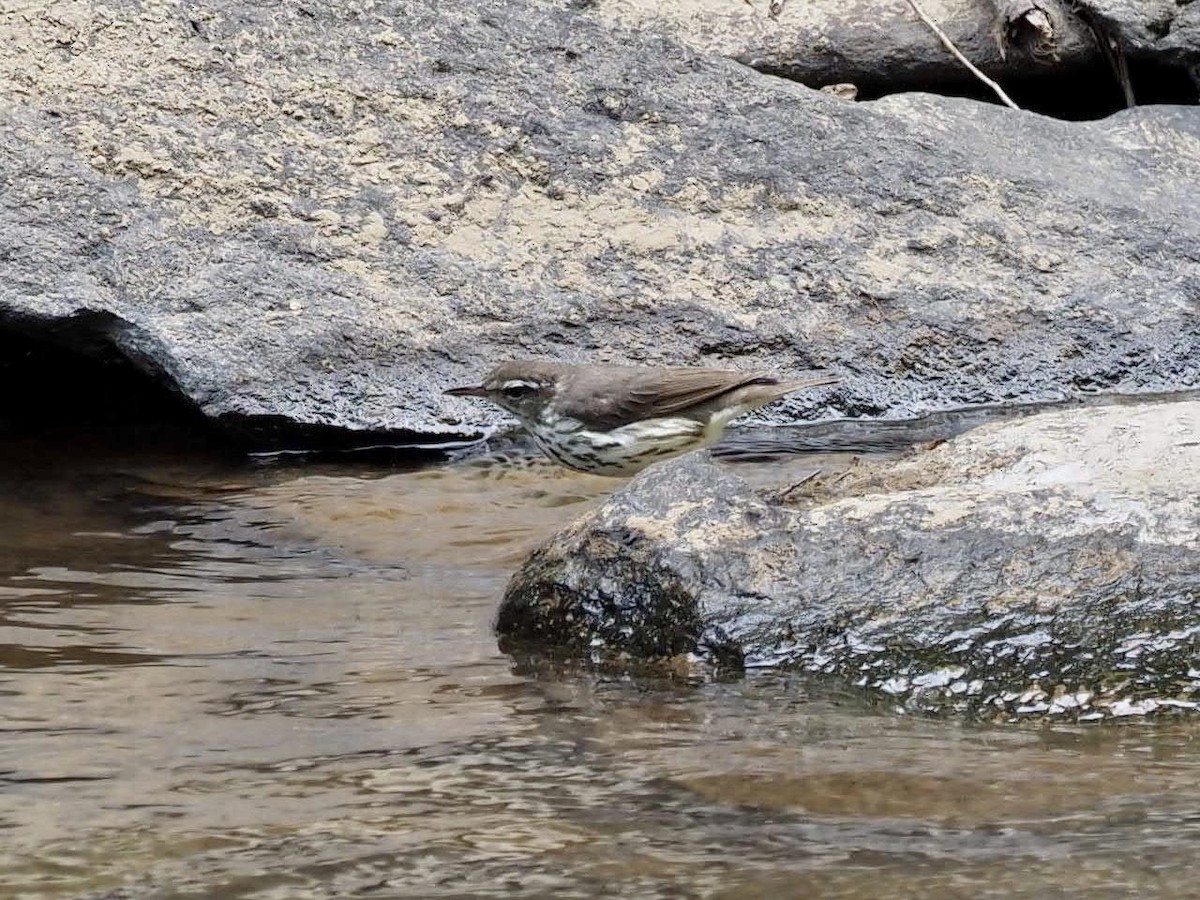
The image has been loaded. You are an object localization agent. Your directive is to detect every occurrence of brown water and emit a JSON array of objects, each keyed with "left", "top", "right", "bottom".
[{"left": 3, "top": 428, "right": 1200, "bottom": 899}]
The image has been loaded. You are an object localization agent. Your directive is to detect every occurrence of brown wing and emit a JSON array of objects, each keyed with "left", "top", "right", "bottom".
[{"left": 559, "top": 367, "right": 779, "bottom": 429}]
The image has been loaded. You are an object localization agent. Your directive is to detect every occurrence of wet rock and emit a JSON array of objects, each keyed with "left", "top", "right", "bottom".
[
  {"left": 1, "top": 1, "right": 1198, "bottom": 448},
  {"left": 500, "top": 400, "right": 1200, "bottom": 721}
]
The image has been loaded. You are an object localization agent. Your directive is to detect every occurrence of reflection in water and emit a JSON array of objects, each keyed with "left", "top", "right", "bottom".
[{"left": 1, "top": 428, "right": 1199, "bottom": 899}]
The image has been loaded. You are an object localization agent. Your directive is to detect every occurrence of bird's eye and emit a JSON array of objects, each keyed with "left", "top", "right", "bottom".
[{"left": 500, "top": 381, "right": 538, "bottom": 399}]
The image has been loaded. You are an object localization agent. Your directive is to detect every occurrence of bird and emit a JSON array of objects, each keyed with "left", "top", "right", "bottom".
[{"left": 444, "top": 360, "right": 839, "bottom": 476}]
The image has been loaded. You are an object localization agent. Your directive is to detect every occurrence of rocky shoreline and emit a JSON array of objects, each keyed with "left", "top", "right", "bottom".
[
  {"left": 3, "top": 1, "right": 1198, "bottom": 449},
  {"left": 2, "top": 1, "right": 1198, "bottom": 718}
]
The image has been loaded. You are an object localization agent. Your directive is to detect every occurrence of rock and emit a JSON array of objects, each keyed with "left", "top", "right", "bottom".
[
  {"left": 1, "top": 1, "right": 1198, "bottom": 448},
  {"left": 499, "top": 399, "right": 1200, "bottom": 721},
  {"left": 1082, "top": 0, "right": 1200, "bottom": 68},
  {"left": 588, "top": 0, "right": 1200, "bottom": 100},
  {"left": 588, "top": 0, "right": 1098, "bottom": 97}
]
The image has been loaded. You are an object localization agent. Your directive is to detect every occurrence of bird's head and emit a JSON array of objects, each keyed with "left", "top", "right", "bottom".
[{"left": 444, "top": 362, "right": 561, "bottom": 423}]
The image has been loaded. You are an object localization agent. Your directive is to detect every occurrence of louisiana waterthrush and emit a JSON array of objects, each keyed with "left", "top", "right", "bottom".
[{"left": 445, "top": 361, "right": 839, "bottom": 476}]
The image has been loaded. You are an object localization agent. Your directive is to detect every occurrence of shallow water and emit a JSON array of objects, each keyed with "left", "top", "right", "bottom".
[{"left": 2, "top": 422, "right": 1200, "bottom": 899}]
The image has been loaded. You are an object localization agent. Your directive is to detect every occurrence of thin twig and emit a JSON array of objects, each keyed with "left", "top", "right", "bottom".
[
  {"left": 1107, "top": 37, "right": 1135, "bottom": 108},
  {"left": 1084, "top": 13, "right": 1136, "bottom": 107},
  {"left": 776, "top": 469, "right": 822, "bottom": 503},
  {"left": 904, "top": 0, "right": 1022, "bottom": 110}
]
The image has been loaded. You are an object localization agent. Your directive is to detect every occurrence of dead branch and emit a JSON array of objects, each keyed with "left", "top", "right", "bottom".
[{"left": 990, "top": 0, "right": 1059, "bottom": 61}]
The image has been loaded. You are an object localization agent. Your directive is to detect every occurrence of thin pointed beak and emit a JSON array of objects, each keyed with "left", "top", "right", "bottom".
[{"left": 444, "top": 384, "right": 488, "bottom": 398}]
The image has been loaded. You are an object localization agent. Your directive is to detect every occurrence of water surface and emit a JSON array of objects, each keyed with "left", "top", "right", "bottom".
[{"left": 2, "top": 424, "right": 1199, "bottom": 899}]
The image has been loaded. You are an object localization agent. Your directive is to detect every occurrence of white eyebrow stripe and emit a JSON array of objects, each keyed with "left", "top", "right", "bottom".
[{"left": 500, "top": 380, "right": 541, "bottom": 391}]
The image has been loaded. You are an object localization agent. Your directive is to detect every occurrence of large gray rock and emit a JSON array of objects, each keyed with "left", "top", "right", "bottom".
[
  {"left": 590, "top": 0, "right": 1097, "bottom": 94},
  {"left": 1084, "top": 0, "right": 1200, "bottom": 67},
  {"left": 590, "top": 0, "right": 1200, "bottom": 93},
  {"left": 500, "top": 400, "right": 1200, "bottom": 721},
  {"left": 1, "top": 1, "right": 1198, "bottom": 447}
]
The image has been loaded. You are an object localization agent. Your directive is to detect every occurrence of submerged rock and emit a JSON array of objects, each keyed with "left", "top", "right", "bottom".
[{"left": 499, "top": 399, "right": 1200, "bottom": 721}]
